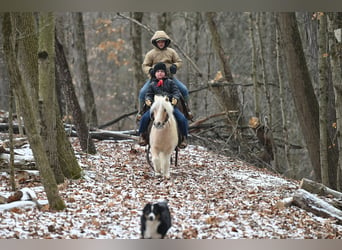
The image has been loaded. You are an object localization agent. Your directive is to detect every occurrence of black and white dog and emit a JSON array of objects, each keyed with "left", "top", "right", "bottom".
[{"left": 141, "top": 201, "right": 172, "bottom": 239}]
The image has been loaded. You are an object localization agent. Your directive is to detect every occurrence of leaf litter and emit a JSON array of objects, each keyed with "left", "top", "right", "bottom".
[{"left": 0, "top": 139, "right": 341, "bottom": 239}]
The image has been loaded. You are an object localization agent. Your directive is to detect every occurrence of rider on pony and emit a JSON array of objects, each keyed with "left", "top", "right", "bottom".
[
  {"left": 137, "top": 30, "right": 193, "bottom": 121},
  {"left": 138, "top": 62, "right": 189, "bottom": 149}
]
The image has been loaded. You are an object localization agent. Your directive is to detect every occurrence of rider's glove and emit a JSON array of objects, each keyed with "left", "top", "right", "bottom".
[
  {"left": 170, "top": 64, "right": 177, "bottom": 74},
  {"left": 145, "top": 99, "right": 152, "bottom": 106},
  {"left": 171, "top": 98, "right": 178, "bottom": 106}
]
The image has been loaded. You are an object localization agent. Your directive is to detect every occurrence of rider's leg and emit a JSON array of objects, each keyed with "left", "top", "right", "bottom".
[
  {"left": 138, "top": 110, "right": 151, "bottom": 146},
  {"left": 173, "top": 78, "right": 193, "bottom": 120},
  {"left": 137, "top": 79, "right": 151, "bottom": 121},
  {"left": 173, "top": 107, "right": 189, "bottom": 148}
]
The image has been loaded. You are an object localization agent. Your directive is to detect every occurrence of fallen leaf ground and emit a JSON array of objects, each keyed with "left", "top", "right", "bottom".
[{"left": 0, "top": 139, "right": 341, "bottom": 239}]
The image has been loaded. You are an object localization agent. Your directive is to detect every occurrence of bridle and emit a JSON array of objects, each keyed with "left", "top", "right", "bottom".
[{"left": 151, "top": 109, "right": 170, "bottom": 129}]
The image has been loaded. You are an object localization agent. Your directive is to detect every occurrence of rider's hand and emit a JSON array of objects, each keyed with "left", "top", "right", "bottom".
[
  {"left": 145, "top": 99, "right": 152, "bottom": 106},
  {"left": 170, "top": 64, "right": 177, "bottom": 74},
  {"left": 171, "top": 98, "right": 178, "bottom": 106}
]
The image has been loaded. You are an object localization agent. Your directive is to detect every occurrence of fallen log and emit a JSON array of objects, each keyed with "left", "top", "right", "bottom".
[
  {"left": 275, "top": 197, "right": 293, "bottom": 209},
  {"left": 0, "top": 151, "right": 35, "bottom": 165},
  {"left": 292, "top": 189, "right": 342, "bottom": 224},
  {"left": 299, "top": 178, "right": 342, "bottom": 199}
]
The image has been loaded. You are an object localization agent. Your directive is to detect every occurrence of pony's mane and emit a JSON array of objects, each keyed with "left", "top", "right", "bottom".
[{"left": 150, "top": 95, "right": 174, "bottom": 116}]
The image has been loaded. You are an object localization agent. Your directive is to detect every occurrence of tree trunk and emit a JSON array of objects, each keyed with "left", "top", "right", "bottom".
[
  {"left": 55, "top": 35, "right": 97, "bottom": 154},
  {"left": 328, "top": 13, "right": 342, "bottom": 191},
  {"left": 3, "top": 13, "right": 65, "bottom": 210},
  {"left": 130, "top": 12, "right": 145, "bottom": 109},
  {"left": 256, "top": 13, "right": 272, "bottom": 125},
  {"left": 157, "top": 12, "right": 172, "bottom": 35},
  {"left": 71, "top": 12, "right": 98, "bottom": 128},
  {"left": 249, "top": 13, "right": 261, "bottom": 117},
  {"left": 300, "top": 178, "right": 342, "bottom": 199},
  {"left": 0, "top": 15, "right": 10, "bottom": 111},
  {"left": 318, "top": 13, "right": 330, "bottom": 186},
  {"left": 277, "top": 12, "right": 321, "bottom": 181},
  {"left": 292, "top": 189, "right": 342, "bottom": 224},
  {"left": 10, "top": 13, "right": 40, "bottom": 127},
  {"left": 38, "top": 12, "right": 64, "bottom": 184},
  {"left": 276, "top": 24, "right": 292, "bottom": 177},
  {"left": 205, "top": 12, "right": 241, "bottom": 124}
]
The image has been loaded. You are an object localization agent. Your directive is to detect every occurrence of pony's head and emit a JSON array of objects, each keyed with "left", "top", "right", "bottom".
[{"left": 150, "top": 95, "right": 174, "bottom": 129}]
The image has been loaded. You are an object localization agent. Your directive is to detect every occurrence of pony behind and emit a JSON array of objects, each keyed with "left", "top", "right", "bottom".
[{"left": 149, "top": 95, "right": 178, "bottom": 178}]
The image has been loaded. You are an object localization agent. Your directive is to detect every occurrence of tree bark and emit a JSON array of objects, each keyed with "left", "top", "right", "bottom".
[
  {"left": 130, "top": 12, "right": 145, "bottom": 109},
  {"left": 277, "top": 12, "right": 321, "bottom": 181},
  {"left": 328, "top": 13, "right": 342, "bottom": 191},
  {"left": 71, "top": 12, "right": 98, "bottom": 128},
  {"left": 276, "top": 23, "right": 292, "bottom": 177},
  {"left": 205, "top": 12, "right": 241, "bottom": 116},
  {"left": 292, "top": 189, "right": 342, "bottom": 224},
  {"left": 300, "top": 178, "right": 342, "bottom": 199},
  {"left": 3, "top": 13, "right": 65, "bottom": 210},
  {"left": 38, "top": 12, "right": 64, "bottom": 184},
  {"left": 318, "top": 13, "right": 330, "bottom": 186},
  {"left": 249, "top": 13, "right": 261, "bottom": 117},
  {"left": 55, "top": 35, "right": 97, "bottom": 154}
]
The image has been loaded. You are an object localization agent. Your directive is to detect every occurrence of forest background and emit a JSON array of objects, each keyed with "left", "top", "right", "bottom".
[{"left": 0, "top": 12, "right": 341, "bottom": 198}]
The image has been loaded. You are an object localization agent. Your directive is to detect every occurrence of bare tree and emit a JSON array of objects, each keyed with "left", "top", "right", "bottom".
[
  {"left": 277, "top": 12, "right": 321, "bottom": 181},
  {"left": 130, "top": 12, "right": 145, "bottom": 108},
  {"left": 71, "top": 12, "right": 98, "bottom": 128},
  {"left": 318, "top": 13, "right": 330, "bottom": 186},
  {"left": 55, "top": 35, "right": 97, "bottom": 154},
  {"left": 276, "top": 24, "right": 292, "bottom": 177},
  {"left": 328, "top": 12, "right": 342, "bottom": 190},
  {"left": 205, "top": 12, "right": 241, "bottom": 116},
  {"left": 249, "top": 13, "right": 261, "bottom": 118},
  {"left": 38, "top": 12, "right": 65, "bottom": 184},
  {"left": 3, "top": 12, "right": 65, "bottom": 210}
]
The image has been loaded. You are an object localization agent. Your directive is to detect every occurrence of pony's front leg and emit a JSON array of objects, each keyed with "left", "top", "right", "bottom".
[
  {"left": 161, "top": 153, "right": 171, "bottom": 179},
  {"left": 152, "top": 154, "right": 162, "bottom": 176}
]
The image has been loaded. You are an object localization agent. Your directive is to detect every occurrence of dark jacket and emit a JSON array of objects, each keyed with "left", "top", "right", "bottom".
[{"left": 145, "top": 77, "right": 181, "bottom": 103}]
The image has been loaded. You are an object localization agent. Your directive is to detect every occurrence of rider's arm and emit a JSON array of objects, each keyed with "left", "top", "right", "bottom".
[{"left": 142, "top": 51, "right": 154, "bottom": 77}]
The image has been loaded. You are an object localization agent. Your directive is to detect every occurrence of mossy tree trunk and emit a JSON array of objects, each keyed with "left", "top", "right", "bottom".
[
  {"left": 38, "top": 12, "right": 65, "bottom": 184},
  {"left": 3, "top": 12, "right": 65, "bottom": 210}
]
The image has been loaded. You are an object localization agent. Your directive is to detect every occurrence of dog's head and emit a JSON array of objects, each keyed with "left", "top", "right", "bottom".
[{"left": 142, "top": 202, "right": 167, "bottom": 221}]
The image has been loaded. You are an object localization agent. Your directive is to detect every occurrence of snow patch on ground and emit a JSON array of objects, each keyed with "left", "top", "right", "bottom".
[{"left": 0, "top": 140, "right": 341, "bottom": 239}]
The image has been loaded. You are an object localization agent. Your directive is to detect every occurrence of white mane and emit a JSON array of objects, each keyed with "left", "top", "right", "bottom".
[{"left": 150, "top": 95, "right": 174, "bottom": 116}]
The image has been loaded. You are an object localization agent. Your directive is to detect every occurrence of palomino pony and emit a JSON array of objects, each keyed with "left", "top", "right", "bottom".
[{"left": 149, "top": 95, "right": 178, "bottom": 178}]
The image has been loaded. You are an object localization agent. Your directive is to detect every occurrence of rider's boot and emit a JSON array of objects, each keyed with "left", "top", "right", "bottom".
[
  {"left": 138, "top": 134, "right": 148, "bottom": 146},
  {"left": 179, "top": 136, "right": 188, "bottom": 149},
  {"left": 136, "top": 100, "right": 144, "bottom": 122},
  {"left": 183, "top": 96, "right": 193, "bottom": 120}
]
